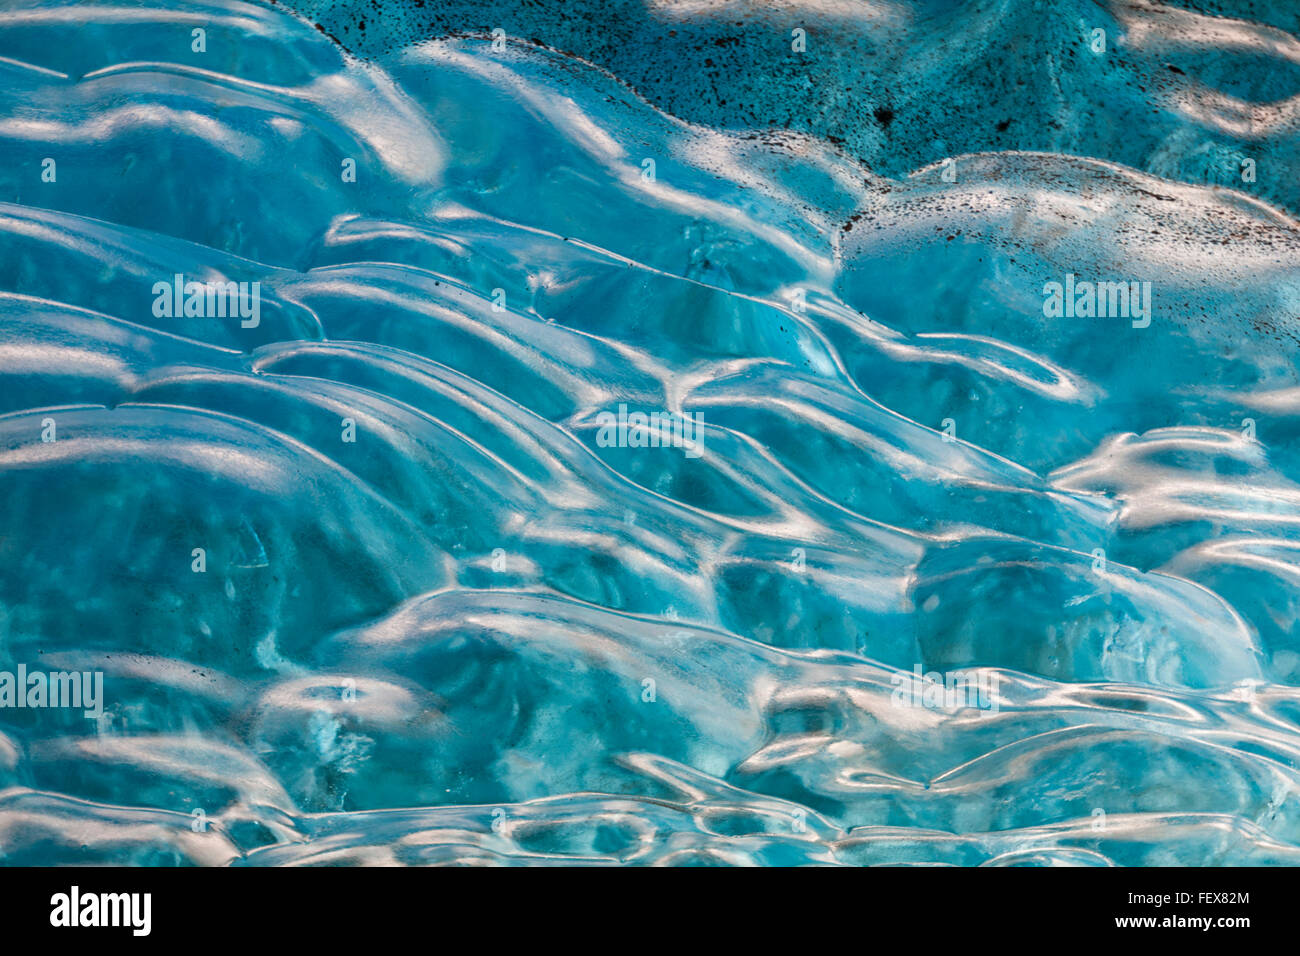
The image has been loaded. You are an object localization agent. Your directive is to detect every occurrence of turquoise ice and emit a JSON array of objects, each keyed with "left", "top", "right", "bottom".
[{"left": 0, "top": 0, "right": 1298, "bottom": 864}]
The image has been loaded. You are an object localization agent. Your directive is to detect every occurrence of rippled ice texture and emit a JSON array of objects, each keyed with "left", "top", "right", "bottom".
[{"left": 0, "top": 0, "right": 1298, "bottom": 866}]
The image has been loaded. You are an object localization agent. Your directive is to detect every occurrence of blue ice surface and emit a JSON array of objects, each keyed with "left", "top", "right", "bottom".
[{"left": 0, "top": 0, "right": 1297, "bottom": 865}]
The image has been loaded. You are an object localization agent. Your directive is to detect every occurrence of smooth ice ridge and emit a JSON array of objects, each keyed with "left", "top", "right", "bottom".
[{"left": 0, "top": 0, "right": 1298, "bottom": 865}]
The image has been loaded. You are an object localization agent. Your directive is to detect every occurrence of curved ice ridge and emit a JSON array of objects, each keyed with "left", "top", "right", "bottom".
[{"left": 0, "top": 0, "right": 1297, "bottom": 865}]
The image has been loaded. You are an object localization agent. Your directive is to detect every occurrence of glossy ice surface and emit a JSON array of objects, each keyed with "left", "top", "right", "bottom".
[{"left": 0, "top": 0, "right": 1298, "bottom": 864}]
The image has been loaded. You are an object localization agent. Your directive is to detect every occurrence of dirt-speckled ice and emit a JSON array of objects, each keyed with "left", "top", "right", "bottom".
[{"left": 0, "top": 0, "right": 1299, "bottom": 865}]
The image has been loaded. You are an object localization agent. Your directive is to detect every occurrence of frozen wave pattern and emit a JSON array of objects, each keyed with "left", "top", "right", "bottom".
[{"left": 0, "top": 0, "right": 1298, "bottom": 865}]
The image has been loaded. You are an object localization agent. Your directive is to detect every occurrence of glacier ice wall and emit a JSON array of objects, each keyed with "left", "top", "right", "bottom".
[{"left": 0, "top": 0, "right": 1297, "bottom": 865}]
